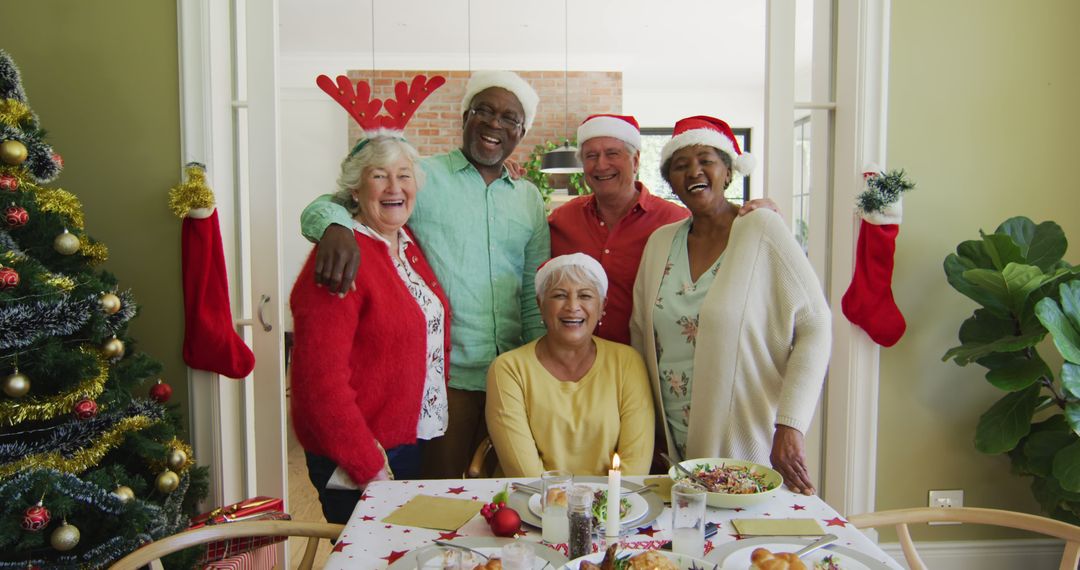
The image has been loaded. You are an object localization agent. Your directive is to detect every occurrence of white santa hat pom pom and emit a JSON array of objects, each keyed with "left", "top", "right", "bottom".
[{"left": 734, "top": 152, "right": 756, "bottom": 176}]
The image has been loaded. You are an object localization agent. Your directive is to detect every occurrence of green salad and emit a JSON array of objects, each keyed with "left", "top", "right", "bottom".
[{"left": 591, "top": 489, "right": 632, "bottom": 523}]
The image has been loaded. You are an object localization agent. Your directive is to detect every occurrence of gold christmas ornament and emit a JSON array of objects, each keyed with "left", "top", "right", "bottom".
[
  {"left": 0, "top": 140, "right": 28, "bottom": 165},
  {"left": 102, "top": 337, "right": 125, "bottom": 359},
  {"left": 0, "top": 346, "right": 108, "bottom": 426},
  {"left": 50, "top": 521, "right": 80, "bottom": 551},
  {"left": 156, "top": 469, "right": 180, "bottom": 493},
  {"left": 53, "top": 229, "right": 80, "bottom": 255},
  {"left": 3, "top": 370, "right": 30, "bottom": 398},
  {"left": 167, "top": 448, "right": 188, "bottom": 470},
  {"left": 99, "top": 292, "right": 121, "bottom": 315},
  {"left": 112, "top": 485, "right": 135, "bottom": 503}
]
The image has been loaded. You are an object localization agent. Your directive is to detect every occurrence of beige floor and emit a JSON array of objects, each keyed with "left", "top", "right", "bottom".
[{"left": 286, "top": 416, "right": 334, "bottom": 569}]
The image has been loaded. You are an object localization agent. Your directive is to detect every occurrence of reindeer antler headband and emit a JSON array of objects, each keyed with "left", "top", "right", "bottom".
[{"left": 316, "top": 73, "right": 446, "bottom": 157}]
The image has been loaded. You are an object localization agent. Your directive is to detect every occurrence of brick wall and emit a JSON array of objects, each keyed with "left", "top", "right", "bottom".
[{"left": 343, "top": 70, "right": 622, "bottom": 165}]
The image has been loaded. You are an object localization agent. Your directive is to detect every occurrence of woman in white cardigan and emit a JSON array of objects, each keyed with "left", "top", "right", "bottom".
[{"left": 630, "top": 116, "right": 831, "bottom": 495}]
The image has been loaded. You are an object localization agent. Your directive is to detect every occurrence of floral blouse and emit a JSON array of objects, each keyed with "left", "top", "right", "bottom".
[
  {"left": 355, "top": 222, "right": 448, "bottom": 440},
  {"left": 652, "top": 220, "right": 723, "bottom": 459}
]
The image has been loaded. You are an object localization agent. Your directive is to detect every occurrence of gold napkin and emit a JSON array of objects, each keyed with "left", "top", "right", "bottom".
[
  {"left": 644, "top": 476, "right": 675, "bottom": 502},
  {"left": 732, "top": 518, "right": 825, "bottom": 536},
  {"left": 381, "top": 495, "right": 484, "bottom": 531}
]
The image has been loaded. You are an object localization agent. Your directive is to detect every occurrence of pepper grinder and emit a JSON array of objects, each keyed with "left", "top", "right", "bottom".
[{"left": 568, "top": 484, "right": 594, "bottom": 559}]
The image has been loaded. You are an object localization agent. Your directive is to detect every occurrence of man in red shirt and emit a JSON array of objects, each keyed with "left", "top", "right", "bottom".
[{"left": 548, "top": 114, "right": 773, "bottom": 345}]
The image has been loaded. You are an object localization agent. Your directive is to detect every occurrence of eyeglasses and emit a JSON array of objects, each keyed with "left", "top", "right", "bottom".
[{"left": 467, "top": 107, "right": 524, "bottom": 131}]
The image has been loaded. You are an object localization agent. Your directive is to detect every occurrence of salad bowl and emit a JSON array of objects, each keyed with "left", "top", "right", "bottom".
[{"left": 667, "top": 458, "right": 782, "bottom": 509}]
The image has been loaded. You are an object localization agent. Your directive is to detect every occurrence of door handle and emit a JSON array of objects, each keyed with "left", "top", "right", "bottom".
[{"left": 256, "top": 294, "right": 272, "bottom": 332}]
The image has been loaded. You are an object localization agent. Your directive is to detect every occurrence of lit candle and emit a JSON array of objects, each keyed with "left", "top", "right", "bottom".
[{"left": 606, "top": 452, "right": 621, "bottom": 541}]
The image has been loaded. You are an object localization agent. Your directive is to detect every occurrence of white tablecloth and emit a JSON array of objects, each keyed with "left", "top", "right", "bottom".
[{"left": 323, "top": 477, "right": 900, "bottom": 569}]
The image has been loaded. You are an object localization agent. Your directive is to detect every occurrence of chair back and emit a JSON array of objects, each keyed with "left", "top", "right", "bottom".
[
  {"left": 108, "top": 519, "right": 344, "bottom": 570},
  {"left": 848, "top": 507, "right": 1080, "bottom": 570}
]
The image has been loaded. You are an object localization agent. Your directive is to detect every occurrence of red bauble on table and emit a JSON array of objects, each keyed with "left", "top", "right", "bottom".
[
  {"left": 22, "top": 503, "right": 50, "bottom": 532},
  {"left": 4, "top": 205, "right": 28, "bottom": 228},
  {"left": 149, "top": 379, "right": 172, "bottom": 403},
  {"left": 483, "top": 504, "right": 521, "bottom": 538},
  {"left": 0, "top": 267, "right": 18, "bottom": 289},
  {"left": 0, "top": 174, "right": 17, "bottom": 191},
  {"left": 73, "top": 398, "right": 99, "bottom": 420}
]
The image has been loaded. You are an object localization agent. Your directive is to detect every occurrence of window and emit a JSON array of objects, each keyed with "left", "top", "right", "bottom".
[{"left": 639, "top": 127, "right": 752, "bottom": 205}]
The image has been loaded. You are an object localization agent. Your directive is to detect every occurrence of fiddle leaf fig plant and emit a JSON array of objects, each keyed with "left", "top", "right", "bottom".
[
  {"left": 943, "top": 216, "right": 1080, "bottom": 523},
  {"left": 523, "top": 138, "right": 588, "bottom": 203}
]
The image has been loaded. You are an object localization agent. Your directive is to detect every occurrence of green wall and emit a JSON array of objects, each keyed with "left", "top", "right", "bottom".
[
  {"left": 4, "top": 1, "right": 189, "bottom": 435},
  {"left": 880, "top": 0, "right": 1080, "bottom": 540}
]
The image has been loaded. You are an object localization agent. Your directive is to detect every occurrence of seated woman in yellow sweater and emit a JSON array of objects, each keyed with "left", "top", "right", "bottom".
[{"left": 486, "top": 253, "right": 654, "bottom": 477}]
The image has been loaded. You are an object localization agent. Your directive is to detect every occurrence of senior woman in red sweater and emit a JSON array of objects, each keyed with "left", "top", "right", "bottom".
[{"left": 289, "top": 134, "right": 451, "bottom": 524}]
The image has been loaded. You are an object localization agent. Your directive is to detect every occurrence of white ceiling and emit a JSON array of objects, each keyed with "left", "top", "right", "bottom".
[{"left": 278, "top": 0, "right": 812, "bottom": 91}]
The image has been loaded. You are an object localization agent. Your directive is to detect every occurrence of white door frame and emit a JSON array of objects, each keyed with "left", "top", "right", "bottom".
[
  {"left": 176, "top": 0, "right": 287, "bottom": 518},
  {"left": 177, "top": 0, "right": 890, "bottom": 524}
]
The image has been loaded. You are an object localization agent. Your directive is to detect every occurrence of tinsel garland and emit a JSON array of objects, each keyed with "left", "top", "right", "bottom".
[
  {"left": 0, "top": 230, "right": 23, "bottom": 258},
  {"left": 0, "top": 98, "right": 31, "bottom": 129},
  {"left": 0, "top": 468, "right": 192, "bottom": 570},
  {"left": 168, "top": 162, "right": 216, "bottom": 218},
  {"left": 0, "top": 401, "right": 166, "bottom": 466},
  {"left": 0, "top": 415, "right": 156, "bottom": 479},
  {"left": 0, "top": 347, "right": 108, "bottom": 425},
  {"left": 80, "top": 241, "right": 109, "bottom": 265},
  {"left": 33, "top": 186, "right": 85, "bottom": 230},
  {"left": 44, "top": 273, "right": 76, "bottom": 291},
  {"left": 0, "top": 294, "right": 95, "bottom": 350},
  {"left": 856, "top": 169, "right": 916, "bottom": 215}
]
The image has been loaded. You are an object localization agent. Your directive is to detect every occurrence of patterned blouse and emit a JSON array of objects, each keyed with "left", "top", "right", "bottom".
[
  {"left": 355, "top": 222, "right": 449, "bottom": 440},
  {"left": 652, "top": 221, "right": 724, "bottom": 459}
]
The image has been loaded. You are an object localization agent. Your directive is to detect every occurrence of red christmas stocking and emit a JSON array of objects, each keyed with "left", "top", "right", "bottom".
[
  {"left": 842, "top": 219, "right": 906, "bottom": 347},
  {"left": 182, "top": 209, "right": 255, "bottom": 378}
]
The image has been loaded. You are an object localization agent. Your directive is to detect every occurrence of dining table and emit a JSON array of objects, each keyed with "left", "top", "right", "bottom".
[{"left": 323, "top": 476, "right": 902, "bottom": 569}]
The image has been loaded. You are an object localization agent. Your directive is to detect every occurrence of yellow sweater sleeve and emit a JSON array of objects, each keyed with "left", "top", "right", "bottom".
[
  {"left": 614, "top": 349, "right": 655, "bottom": 475},
  {"left": 486, "top": 345, "right": 546, "bottom": 477}
]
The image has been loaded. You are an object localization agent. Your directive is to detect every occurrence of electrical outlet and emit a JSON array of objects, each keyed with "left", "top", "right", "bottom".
[{"left": 928, "top": 489, "right": 963, "bottom": 525}]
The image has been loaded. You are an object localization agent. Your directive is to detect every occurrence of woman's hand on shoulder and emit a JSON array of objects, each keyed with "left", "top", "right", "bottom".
[
  {"left": 737, "top": 198, "right": 779, "bottom": 217},
  {"left": 770, "top": 424, "right": 815, "bottom": 495}
]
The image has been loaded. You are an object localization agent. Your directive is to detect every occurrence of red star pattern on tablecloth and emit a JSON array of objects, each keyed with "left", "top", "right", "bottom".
[
  {"left": 472, "top": 496, "right": 479, "bottom": 500},
  {"left": 439, "top": 531, "right": 464, "bottom": 540},
  {"left": 635, "top": 525, "right": 659, "bottom": 537},
  {"left": 361, "top": 515, "right": 375, "bottom": 521},
  {"left": 791, "top": 504, "right": 806, "bottom": 511},
  {"left": 732, "top": 507, "right": 744, "bottom": 512},
  {"left": 382, "top": 550, "right": 408, "bottom": 564},
  {"left": 824, "top": 516, "right": 849, "bottom": 528},
  {"left": 361, "top": 491, "right": 372, "bottom": 501},
  {"left": 729, "top": 533, "right": 745, "bottom": 540},
  {"left": 332, "top": 541, "right": 351, "bottom": 553},
  {"left": 447, "top": 486, "right": 467, "bottom": 494}
]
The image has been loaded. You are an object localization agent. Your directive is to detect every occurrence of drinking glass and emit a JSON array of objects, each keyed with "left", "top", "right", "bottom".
[
  {"left": 500, "top": 541, "right": 535, "bottom": 570},
  {"left": 416, "top": 545, "right": 462, "bottom": 569},
  {"left": 540, "top": 469, "right": 572, "bottom": 543},
  {"left": 670, "top": 482, "right": 707, "bottom": 558}
]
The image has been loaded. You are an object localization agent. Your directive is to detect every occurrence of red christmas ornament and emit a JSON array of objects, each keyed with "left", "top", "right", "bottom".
[
  {"left": 0, "top": 174, "right": 17, "bottom": 191},
  {"left": 52, "top": 153, "right": 63, "bottom": 168},
  {"left": 5, "top": 205, "right": 28, "bottom": 228},
  {"left": 487, "top": 506, "right": 521, "bottom": 537},
  {"left": 0, "top": 267, "right": 18, "bottom": 289},
  {"left": 22, "top": 503, "right": 50, "bottom": 532},
  {"left": 149, "top": 380, "right": 172, "bottom": 403},
  {"left": 73, "top": 398, "right": 99, "bottom": 420}
]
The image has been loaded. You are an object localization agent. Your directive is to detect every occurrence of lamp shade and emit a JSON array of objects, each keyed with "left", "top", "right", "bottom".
[{"left": 540, "top": 143, "right": 583, "bottom": 174}]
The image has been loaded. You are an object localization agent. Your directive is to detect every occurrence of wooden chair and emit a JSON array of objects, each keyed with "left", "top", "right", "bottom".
[
  {"left": 466, "top": 435, "right": 497, "bottom": 478},
  {"left": 108, "top": 519, "right": 344, "bottom": 570},
  {"left": 848, "top": 507, "right": 1080, "bottom": 570}
]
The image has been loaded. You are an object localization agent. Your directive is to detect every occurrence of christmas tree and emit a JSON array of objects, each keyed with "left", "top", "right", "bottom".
[{"left": 0, "top": 50, "right": 207, "bottom": 568}]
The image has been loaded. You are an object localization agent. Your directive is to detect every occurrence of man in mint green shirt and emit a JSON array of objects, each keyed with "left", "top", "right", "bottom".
[{"left": 300, "top": 71, "right": 549, "bottom": 478}]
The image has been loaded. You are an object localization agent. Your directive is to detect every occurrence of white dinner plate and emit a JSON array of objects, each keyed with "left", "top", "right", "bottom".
[
  {"left": 707, "top": 537, "right": 895, "bottom": 569},
  {"left": 526, "top": 483, "right": 650, "bottom": 527},
  {"left": 387, "top": 537, "right": 568, "bottom": 569},
  {"left": 561, "top": 549, "right": 715, "bottom": 570},
  {"left": 509, "top": 476, "right": 664, "bottom": 533}
]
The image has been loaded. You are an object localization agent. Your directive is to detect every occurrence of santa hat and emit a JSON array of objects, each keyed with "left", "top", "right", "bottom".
[
  {"left": 534, "top": 253, "right": 608, "bottom": 299},
  {"left": 660, "top": 115, "right": 756, "bottom": 175},
  {"left": 577, "top": 114, "right": 641, "bottom": 152},
  {"left": 460, "top": 71, "right": 540, "bottom": 132}
]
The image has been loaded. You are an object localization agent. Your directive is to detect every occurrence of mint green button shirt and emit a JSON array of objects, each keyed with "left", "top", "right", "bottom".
[{"left": 301, "top": 149, "right": 550, "bottom": 392}]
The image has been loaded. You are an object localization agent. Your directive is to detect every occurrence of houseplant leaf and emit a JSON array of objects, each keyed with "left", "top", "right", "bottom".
[
  {"left": 997, "top": 217, "right": 1067, "bottom": 273},
  {"left": 943, "top": 331, "right": 1044, "bottom": 365},
  {"left": 980, "top": 352, "right": 1051, "bottom": 391},
  {"left": 964, "top": 263, "right": 1048, "bottom": 314},
  {"left": 975, "top": 385, "right": 1042, "bottom": 454},
  {"left": 980, "top": 233, "right": 1025, "bottom": 271},
  {"left": 1067, "top": 402, "right": 1080, "bottom": 436},
  {"left": 944, "top": 254, "right": 1010, "bottom": 316},
  {"left": 1060, "top": 281, "right": 1080, "bottom": 338},
  {"left": 1024, "top": 429, "right": 1075, "bottom": 477},
  {"left": 1062, "top": 362, "right": 1080, "bottom": 399},
  {"left": 1035, "top": 295, "right": 1080, "bottom": 364},
  {"left": 1052, "top": 439, "right": 1080, "bottom": 492}
]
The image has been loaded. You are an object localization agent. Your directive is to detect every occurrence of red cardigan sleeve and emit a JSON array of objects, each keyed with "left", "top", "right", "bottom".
[{"left": 289, "top": 247, "right": 385, "bottom": 485}]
